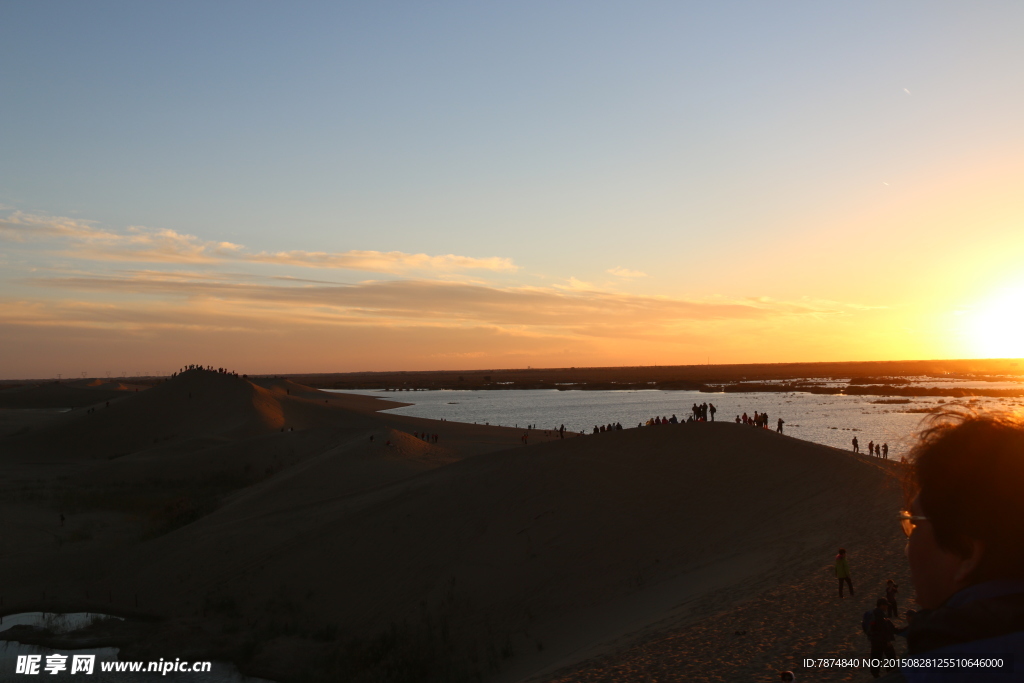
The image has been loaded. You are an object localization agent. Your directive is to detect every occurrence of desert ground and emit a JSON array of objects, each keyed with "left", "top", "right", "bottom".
[{"left": 0, "top": 370, "right": 913, "bottom": 682}]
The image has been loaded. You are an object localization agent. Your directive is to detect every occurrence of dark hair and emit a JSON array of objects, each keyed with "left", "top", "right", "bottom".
[
  {"left": 906, "top": 408, "right": 1024, "bottom": 581},
  {"left": 838, "top": 548, "right": 845, "bottom": 554}
]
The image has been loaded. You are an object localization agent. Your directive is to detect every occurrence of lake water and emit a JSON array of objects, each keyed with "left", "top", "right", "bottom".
[
  {"left": 331, "top": 387, "right": 1021, "bottom": 459},
  {"left": 0, "top": 613, "right": 272, "bottom": 683}
]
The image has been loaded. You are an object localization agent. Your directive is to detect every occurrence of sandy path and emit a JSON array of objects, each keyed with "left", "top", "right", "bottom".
[{"left": 539, "top": 482, "right": 916, "bottom": 682}]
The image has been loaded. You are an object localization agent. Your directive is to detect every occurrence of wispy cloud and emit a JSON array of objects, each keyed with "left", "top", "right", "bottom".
[
  {"left": 244, "top": 249, "right": 516, "bottom": 273},
  {"left": 0, "top": 211, "right": 114, "bottom": 242},
  {"left": 607, "top": 266, "right": 647, "bottom": 278},
  {"left": 17, "top": 271, "right": 849, "bottom": 340},
  {"left": 0, "top": 211, "right": 517, "bottom": 275}
]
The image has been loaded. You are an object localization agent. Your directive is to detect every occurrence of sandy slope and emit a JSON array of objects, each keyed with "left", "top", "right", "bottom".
[
  {"left": 0, "top": 381, "right": 134, "bottom": 409},
  {"left": 1, "top": 372, "right": 903, "bottom": 683},
  {"left": 2, "top": 371, "right": 399, "bottom": 461}
]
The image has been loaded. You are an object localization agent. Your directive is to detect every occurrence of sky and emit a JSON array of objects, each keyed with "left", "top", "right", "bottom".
[{"left": 2, "top": 2, "right": 1023, "bottom": 379}]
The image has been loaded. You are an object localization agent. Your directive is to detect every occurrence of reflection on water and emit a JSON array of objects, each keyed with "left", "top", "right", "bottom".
[
  {"left": 0, "top": 613, "right": 272, "bottom": 683},
  {"left": 332, "top": 386, "right": 1021, "bottom": 459}
]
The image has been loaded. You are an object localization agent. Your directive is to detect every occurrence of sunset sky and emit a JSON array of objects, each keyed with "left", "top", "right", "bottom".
[{"left": 2, "top": 2, "right": 1023, "bottom": 379}]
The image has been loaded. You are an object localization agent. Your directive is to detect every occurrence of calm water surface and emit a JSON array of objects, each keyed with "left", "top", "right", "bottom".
[{"left": 332, "top": 387, "right": 1022, "bottom": 459}]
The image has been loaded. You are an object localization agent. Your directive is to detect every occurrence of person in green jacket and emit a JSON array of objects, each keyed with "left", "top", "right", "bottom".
[{"left": 836, "top": 548, "right": 855, "bottom": 597}]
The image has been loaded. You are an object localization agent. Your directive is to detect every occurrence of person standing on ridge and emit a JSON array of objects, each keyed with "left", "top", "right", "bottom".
[
  {"left": 853, "top": 436, "right": 860, "bottom": 453},
  {"left": 777, "top": 417, "right": 785, "bottom": 433},
  {"left": 709, "top": 403, "right": 716, "bottom": 421},
  {"left": 836, "top": 548, "right": 855, "bottom": 597}
]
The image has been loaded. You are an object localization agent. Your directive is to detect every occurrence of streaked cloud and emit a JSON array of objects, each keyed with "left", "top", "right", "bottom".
[
  {"left": 0, "top": 211, "right": 114, "bottom": 242},
  {"left": 244, "top": 249, "right": 516, "bottom": 273},
  {"left": 16, "top": 271, "right": 849, "bottom": 339},
  {"left": 554, "top": 277, "right": 598, "bottom": 292},
  {"left": 0, "top": 210, "right": 517, "bottom": 275},
  {"left": 607, "top": 266, "right": 647, "bottom": 278}
]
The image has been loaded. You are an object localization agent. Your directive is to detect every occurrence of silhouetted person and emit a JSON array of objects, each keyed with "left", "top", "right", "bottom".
[
  {"left": 709, "top": 403, "right": 716, "bottom": 421},
  {"left": 835, "top": 548, "right": 854, "bottom": 597},
  {"left": 777, "top": 417, "right": 785, "bottom": 433},
  {"left": 559, "top": 424, "right": 565, "bottom": 439},
  {"left": 868, "top": 600, "right": 897, "bottom": 677},
  {"left": 875, "top": 443, "right": 881, "bottom": 457},
  {"left": 882, "top": 442, "right": 888, "bottom": 459},
  {"left": 853, "top": 436, "right": 859, "bottom": 453},
  {"left": 885, "top": 579, "right": 899, "bottom": 618},
  {"left": 868, "top": 440, "right": 874, "bottom": 457}
]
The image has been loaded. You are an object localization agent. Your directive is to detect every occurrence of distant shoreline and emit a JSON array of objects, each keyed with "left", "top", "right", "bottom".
[{"left": 333, "top": 381, "right": 1024, "bottom": 398}]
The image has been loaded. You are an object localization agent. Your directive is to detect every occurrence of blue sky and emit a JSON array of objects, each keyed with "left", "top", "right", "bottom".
[{"left": 2, "top": 2, "right": 1023, "bottom": 377}]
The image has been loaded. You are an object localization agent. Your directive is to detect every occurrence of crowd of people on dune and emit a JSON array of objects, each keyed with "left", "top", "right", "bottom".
[
  {"left": 736, "top": 409, "right": 785, "bottom": 433},
  {"left": 578, "top": 402, "right": 789, "bottom": 436},
  {"left": 632, "top": 403, "right": 789, "bottom": 433},
  {"left": 172, "top": 364, "right": 242, "bottom": 378}
]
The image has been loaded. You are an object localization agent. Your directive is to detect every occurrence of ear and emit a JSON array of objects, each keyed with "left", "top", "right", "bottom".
[{"left": 953, "top": 539, "right": 986, "bottom": 587}]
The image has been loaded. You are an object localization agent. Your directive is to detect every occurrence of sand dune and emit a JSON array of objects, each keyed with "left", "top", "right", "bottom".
[
  {"left": 0, "top": 381, "right": 134, "bottom": 409},
  {"left": 0, "top": 376, "right": 902, "bottom": 683},
  {"left": 2, "top": 370, "right": 399, "bottom": 462}
]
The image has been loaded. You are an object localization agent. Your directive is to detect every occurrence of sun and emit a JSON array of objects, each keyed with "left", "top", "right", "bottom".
[{"left": 970, "top": 284, "right": 1024, "bottom": 359}]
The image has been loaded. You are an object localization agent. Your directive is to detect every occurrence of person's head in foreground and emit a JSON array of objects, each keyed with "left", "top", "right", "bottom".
[
  {"left": 903, "top": 409, "right": 1024, "bottom": 608},
  {"left": 779, "top": 671, "right": 795, "bottom": 682},
  {"left": 896, "top": 408, "right": 1024, "bottom": 674}
]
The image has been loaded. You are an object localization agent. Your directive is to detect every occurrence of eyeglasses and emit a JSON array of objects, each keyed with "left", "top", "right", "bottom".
[{"left": 898, "top": 511, "right": 928, "bottom": 537}]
